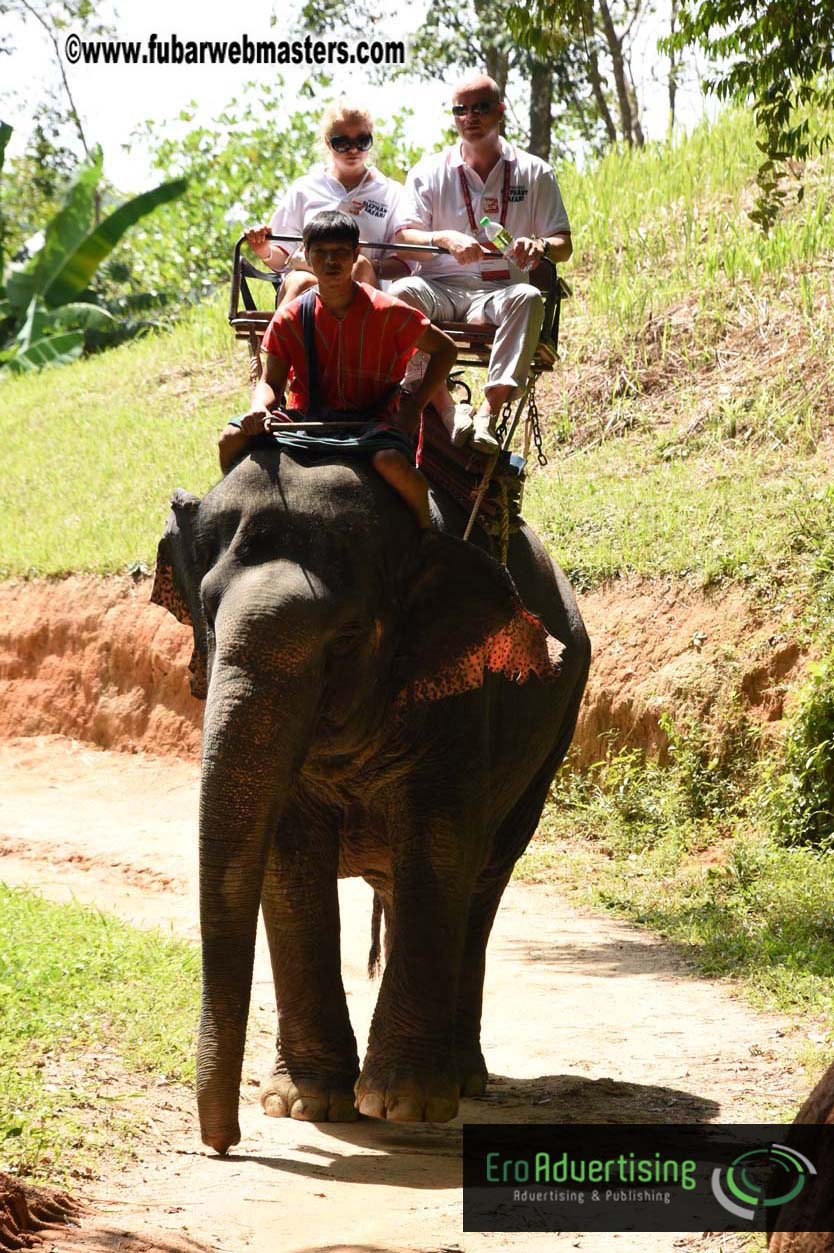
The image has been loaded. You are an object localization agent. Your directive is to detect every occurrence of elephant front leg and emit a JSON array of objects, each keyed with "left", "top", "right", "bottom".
[
  {"left": 455, "top": 870, "right": 512, "bottom": 1098},
  {"left": 259, "top": 806, "right": 359, "bottom": 1122},
  {"left": 356, "top": 814, "right": 479, "bottom": 1123}
]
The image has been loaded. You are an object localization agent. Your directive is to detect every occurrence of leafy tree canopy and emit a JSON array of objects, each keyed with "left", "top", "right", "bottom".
[
  {"left": 510, "top": 0, "right": 834, "bottom": 228},
  {"left": 667, "top": 0, "right": 834, "bottom": 229}
]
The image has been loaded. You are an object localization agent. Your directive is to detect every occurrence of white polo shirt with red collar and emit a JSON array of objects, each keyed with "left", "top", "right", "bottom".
[
  {"left": 401, "top": 136, "right": 571, "bottom": 282},
  {"left": 269, "top": 165, "right": 409, "bottom": 265}
]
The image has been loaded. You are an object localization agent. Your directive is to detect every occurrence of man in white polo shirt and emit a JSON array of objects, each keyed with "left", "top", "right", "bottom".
[{"left": 391, "top": 73, "right": 572, "bottom": 453}]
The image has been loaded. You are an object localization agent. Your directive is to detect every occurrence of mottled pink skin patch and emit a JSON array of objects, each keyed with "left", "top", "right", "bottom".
[
  {"left": 151, "top": 559, "right": 207, "bottom": 699},
  {"left": 398, "top": 606, "right": 564, "bottom": 706}
]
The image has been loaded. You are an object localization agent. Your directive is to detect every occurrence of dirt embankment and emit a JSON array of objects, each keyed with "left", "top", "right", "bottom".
[{"left": 0, "top": 574, "right": 805, "bottom": 764}]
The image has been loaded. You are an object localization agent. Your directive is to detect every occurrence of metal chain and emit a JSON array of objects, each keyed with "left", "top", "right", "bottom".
[
  {"left": 494, "top": 398, "right": 512, "bottom": 444},
  {"left": 528, "top": 378, "right": 548, "bottom": 467}
]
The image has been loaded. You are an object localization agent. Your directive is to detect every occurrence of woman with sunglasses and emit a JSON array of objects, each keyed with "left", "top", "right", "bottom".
[{"left": 245, "top": 102, "right": 409, "bottom": 307}]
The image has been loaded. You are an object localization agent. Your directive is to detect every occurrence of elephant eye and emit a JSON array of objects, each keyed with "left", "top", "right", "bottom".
[{"left": 329, "top": 622, "right": 367, "bottom": 656}]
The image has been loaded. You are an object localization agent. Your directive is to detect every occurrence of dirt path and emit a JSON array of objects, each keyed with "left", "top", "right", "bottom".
[{"left": 0, "top": 735, "right": 809, "bottom": 1253}]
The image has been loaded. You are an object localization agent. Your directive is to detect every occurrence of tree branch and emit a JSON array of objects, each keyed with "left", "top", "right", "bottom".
[{"left": 17, "top": 0, "right": 89, "bottom": 156}]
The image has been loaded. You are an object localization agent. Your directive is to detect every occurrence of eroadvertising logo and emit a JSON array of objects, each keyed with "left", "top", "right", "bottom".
[
  {"left": 462, "top": 1124, "right": 831, "bottom": 1233},
  {"left": 711, "top": 1144, "right": 816, "bottom": 1220}
]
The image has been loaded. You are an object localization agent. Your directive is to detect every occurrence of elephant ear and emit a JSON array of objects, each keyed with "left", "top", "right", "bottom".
[
  {"left": 395, "top": 534, "right": 563, "bottom": 706},
  {"left": 150, "top": 489, "right": 208, "bottom": 700}
]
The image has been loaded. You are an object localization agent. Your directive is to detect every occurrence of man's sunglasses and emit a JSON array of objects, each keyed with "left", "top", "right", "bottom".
[
  {"left": 452, "top": 102, "right": 493, "bottom": 117},
  {"left": 328, "top": 133, "right": 373, "bottom": 152}
]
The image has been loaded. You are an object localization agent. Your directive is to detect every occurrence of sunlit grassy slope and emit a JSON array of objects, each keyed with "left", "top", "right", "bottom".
[{"left": 1, "top": 107, "right": 832, "bottom": 580}]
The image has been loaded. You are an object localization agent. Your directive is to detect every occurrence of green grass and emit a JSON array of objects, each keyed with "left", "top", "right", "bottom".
[
  {"left": 555, "top": 108, "right": 834, "bottom": 358},
  {"left": 517, "top": 740, "right": 834, "bottom": 1028},
  {"left": 0, "top": 298, "right": 247, "bottom": 577},
  {"left": 524, "top": 416, "right": 833, "bottom": 590},
  {"left": 0, "top": 883, "right": 199, "bottom": 1182}
]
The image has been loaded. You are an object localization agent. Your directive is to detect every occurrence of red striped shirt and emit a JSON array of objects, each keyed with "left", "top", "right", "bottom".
[{"left": 262, "top": 282, "right": 429, "bottom": 416}]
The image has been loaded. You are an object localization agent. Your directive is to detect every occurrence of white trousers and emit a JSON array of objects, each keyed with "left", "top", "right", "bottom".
[{"left": 389, "top": 273, "right": 545, "bottom": 403}]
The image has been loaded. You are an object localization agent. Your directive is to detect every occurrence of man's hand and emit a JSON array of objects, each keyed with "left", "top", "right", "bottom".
[
  {"left": 434, "top": 229, "right": 484, "bottom": 265},
  {"left": 263, "top": 410, "right": 291, "bottom": 433},
  {"left": 237, "top": 407, "right": 269, "bottom": 435},
  {"left": 510, "top": 236, "right": 546, "bottom": 271},
  {"left": 244, "top": 226, "right": 271, "bottom": 261}
]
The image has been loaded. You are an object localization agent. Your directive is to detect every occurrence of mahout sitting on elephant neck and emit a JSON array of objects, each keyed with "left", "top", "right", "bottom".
[
  {"left": 219, "top": 209, "right": 459, "bottom": 530},
  {"left": 151, "top": 441, "right": 590, "bottom": 1152}
]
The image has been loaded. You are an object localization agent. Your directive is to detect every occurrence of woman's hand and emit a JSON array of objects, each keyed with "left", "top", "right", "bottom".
[{"left": 244, "top": 226, "right": 271, "bottom": 261}]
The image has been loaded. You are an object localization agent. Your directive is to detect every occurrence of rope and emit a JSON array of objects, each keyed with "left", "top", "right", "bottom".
[{"left": 497, "top": 479, "right": 510, "bottom": 565}]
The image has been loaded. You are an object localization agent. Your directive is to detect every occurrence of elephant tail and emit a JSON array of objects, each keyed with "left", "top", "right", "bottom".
[{"left": 367, "top": 891, "right": 383, "bottom": 979}]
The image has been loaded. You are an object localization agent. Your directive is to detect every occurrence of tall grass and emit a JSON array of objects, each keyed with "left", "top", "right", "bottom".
[
  {"left": 0, "top": 298, "right": 247, "bottom": 576},
  {"left": 555, "top": 109, "right": 834, "bottom": 357}
]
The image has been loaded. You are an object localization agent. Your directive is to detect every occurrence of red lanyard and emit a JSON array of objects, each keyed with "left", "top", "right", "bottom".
[{"left": 458, "top": 158, "right": 512, "bottom": 235}]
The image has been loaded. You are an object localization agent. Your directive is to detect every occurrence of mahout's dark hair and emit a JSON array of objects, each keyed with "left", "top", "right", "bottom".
[{"left": 303, "top": 210, "right": 360, "bottom": 252}]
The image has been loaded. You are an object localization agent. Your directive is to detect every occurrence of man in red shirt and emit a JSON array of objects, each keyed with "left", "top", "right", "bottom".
[{"left": 219, "top": 211, "right": 457, "bottom": 529}]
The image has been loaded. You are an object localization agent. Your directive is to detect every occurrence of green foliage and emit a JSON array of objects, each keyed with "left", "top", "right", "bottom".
[
  {"left": 299, "top": 0, "right": 608, "bottom": 154},
  {"left": 511, "top": 0, "right": 834, "bottom": 225},
  {"left": 115, "top": 83, "right": 428, "bottom": 309},
  {"left": 0, "top": 882, "right": 199, "bottom": 1180},
  {"left": 0, "top": 120, "right": 11, "bottom": 279},
  {"left": 766, "top": 649, "right": 834, "bottom": 849},
  {"left": 0, "top": 127, "right": 186, "bottom": 373},
  {"left": 665, "top": 0, "right": 834, "bottom": 230},
  {"left": 520, "top": 735, "right": 834, "bottom": 1022}
]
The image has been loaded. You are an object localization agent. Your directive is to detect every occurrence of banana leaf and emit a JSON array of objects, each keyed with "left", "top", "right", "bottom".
[
  {"left": 5, "top": 148, "right": 103, "bottom": 314},
  {"left": 2, "top": 329, "right": 85, "bottom": 373},
  {"left": 11, "top": 297, "right": 116, "bottom": 351},
  {"left": 43, "top": 176, "right": 187, "bottom": 308},
  {"left": 48, "top": 301, "right": 116, "bottom": 330}
]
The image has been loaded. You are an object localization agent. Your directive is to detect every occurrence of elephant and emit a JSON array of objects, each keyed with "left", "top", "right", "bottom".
[
  {"left": 768, "top": 1061, "right": 834, "bottom": 1251},
  {"left": 151, "top": 439, "right": 590, "bottom": 1154}
]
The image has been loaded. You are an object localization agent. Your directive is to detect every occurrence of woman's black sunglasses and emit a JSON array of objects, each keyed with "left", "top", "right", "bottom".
[{"left": 328, "top": 133, "right": 373, "bottom": 153}]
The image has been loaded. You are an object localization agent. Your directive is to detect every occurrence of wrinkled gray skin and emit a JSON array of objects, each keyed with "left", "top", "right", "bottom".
[{"left": 155, "top": 443, "right": 590, "bottom": 1154}]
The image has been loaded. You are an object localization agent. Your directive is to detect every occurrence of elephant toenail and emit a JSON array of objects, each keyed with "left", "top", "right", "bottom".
[
  {"left": 426, "top": 1097, "right": 458, "bottom": 1122},
  {"left": 262, "top": 1094, "right": 288, "bottom": 1117},
  {"left": 357, "top": 1093, "right": 386, "bottom": 1119},
  {"left": 386, "top": 1097, "right": 422, "bottom": 1122}
]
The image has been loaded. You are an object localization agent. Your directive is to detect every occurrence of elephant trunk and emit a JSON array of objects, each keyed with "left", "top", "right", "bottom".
[{"left": 195, "top": 576, "right": 325, "bottom": 1153}]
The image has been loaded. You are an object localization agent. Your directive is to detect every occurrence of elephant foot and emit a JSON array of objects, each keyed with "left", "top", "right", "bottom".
[
  {"left": 355, "top": 1061, "right": 459, "bottom": 1123},
  {"left": 260, "top": 1070, "right": 359, "bottom": 1122},
  {"left": 458, "top": 1047, "right": 489, "bottom": 1098}
]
